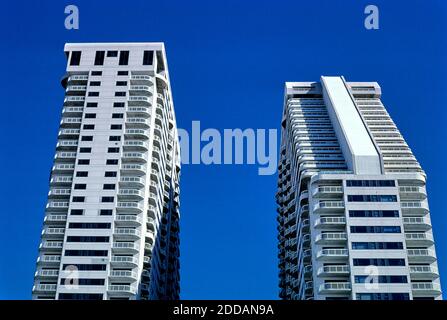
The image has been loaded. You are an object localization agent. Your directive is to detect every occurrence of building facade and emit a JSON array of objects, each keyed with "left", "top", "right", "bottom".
[
  {"left": 32, "top": 43, "right": 181, "bottom": 300},
  {"left": 276, "top": 76, "right": 442, "bottom": 300}
]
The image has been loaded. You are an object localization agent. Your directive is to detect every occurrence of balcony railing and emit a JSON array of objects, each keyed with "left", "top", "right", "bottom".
[
  {"left": 110, "top": 256, "right": 138, "bottom": 266},
  {"left": 37, "top": 255, "right": 61, "bottom": 264},
  {"left": 314, "top": 217, "right": 346, "bottom": 228},
  {"left": 403, "top": 217, "right": 431, "bottom": 231},
  {"left": 35, "top": 269, "right": 59, "bottom": 278},
  {"left": 315, "top": 232, "right": 347, "bottom": 244},
  {"left": 313, "top": 201, "right": 344, "bottom": 213},
  {"left": 405, "top": 232, "right": 434, "bottom": 245},
  {"left": 108, "top": 284, "right": 137, "bottom": 294},
  {"left": 109, "top": 270, "right": 138, "bottom": 280},
  {"left": 317, "top": 249, "right": 349, "bottom": 260},
  {"left": 112, "top": 242, "right": 140, "bottom": 251},
  {"left": 319, "top": 282, "right": 351, "bottom": 293},
  {"left": 401, "top": 202, "right": 429, "bottom": 215},
  {"left": 399, "top": 186, "right": 426, "bottom": 200},
  {"left": 411, "top": 282, "right": 442, "bottom": 295},
  {"left": 410, "top": 265, "right": 439, "bottom": 279},
  {"left": 115, "top": 215, "right": 142, "bottom": 225},
  {"left": 114, "top": 228, "right": 141, "bottom": 238},
  {"left": 312, "top": 185, "right": 343, "bottom": 197},
  {"left": 407, "top": 248, "right": 436, "bottom": 262},
  {"left": 33, "top": 284, "right": 57, "bottom": 292},
  {"left": 317, "top": 265, "right": 350, "bottom": 276}
]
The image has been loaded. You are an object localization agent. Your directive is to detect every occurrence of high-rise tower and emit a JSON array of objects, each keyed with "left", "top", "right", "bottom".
[
  {"left": 277, "top": 76, "right": 441, "bottom": 300},
  {"left": 32, "top": 43, "right": 181, "bottom": 300}
]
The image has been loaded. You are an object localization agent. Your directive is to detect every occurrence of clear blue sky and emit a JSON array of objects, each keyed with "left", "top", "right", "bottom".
[{"left": 0, "top": 0, "right": 446, "bottom": 299}]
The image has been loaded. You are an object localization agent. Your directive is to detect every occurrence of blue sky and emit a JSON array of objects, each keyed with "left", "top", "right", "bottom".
[{"left": 0, "top": 0, "right": 446, "bottom": 299}]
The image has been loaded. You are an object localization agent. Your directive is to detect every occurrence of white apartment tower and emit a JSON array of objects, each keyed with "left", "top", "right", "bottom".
[
  {"left": 32, "top": 43, "right": 181, "bottom": 300},
  {"left": 277, "top": 76, "right": 442, "bottom": 300}
]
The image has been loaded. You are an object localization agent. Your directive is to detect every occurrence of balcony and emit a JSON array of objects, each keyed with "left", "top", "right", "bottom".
[
  {"left": 315, "top": 232, "right": 347, "bottom": 244},
  {"left": 60, "top": 117, "right": 82, "bottom": 127},
  {"left": 405, "top": 233, "right": 434, "bottom": 246},
  {"left": 317, "top": 249, "right": 349, "bottom": 261},
  {"left": 125, "top": 129, "right": 149, "bottom": 139},
  {"left": 410, "top": 265, "right": 439, "bottom": 280},
  {"left": 117, "top": 202, "right": 144, "bottom": 213},
  {"left": 35, "top": 269, "right": 59, "bottom": 278},
  {"left": 131, "top": 75, "right": 152, "bottom": 83},
  {"left": 403, "top": 217, "right": 431, "bottom": 231},
  {"left": 44, "top": 214, "right": 67, "bottom": 224},
  {"left": 64, "top": 96, "right": 85, "bottom": 105},
  {"left": 42, "top": 228, "right": 65, "bottom": 238},
  {"left": 109, "top": 270, "right": 138, "bottom": 281},
  {"left": 112, "top": 242, "right": 140, "bottom": 252},
  {"left": 120, "top": 164, "right": 146, "bottom": 175},
  {"left": 46, "top": 201, "right": 69, "bottom": 211},
  {"left": 118, "top": 188, "right": 144, "bottom": 200},
  {"left": 123, "top": 140, "right": 149, "bottom": 151},
  {"left": 114, "top": 228, "right": 141, "bottom": 239},
  {"left": 317, "top": 265, "right": 350, "bottom": 277},
  {"left": 130, "top": 85, "right": 153, "bottom": 95},
  {"left": 407, "top": 249, "right": 436, "bottom": 263},
  {"left": 127, "top": 106, "right": 151, "bottom": 116},
  {"left": 40, "top": 241, "right": 63, "bottom": 250},
  {"left": 66, "top": 85, "right": 87, "bottom": 93},
  {"left": 313, "top": 201, "right": 344, "bottom": 213},
  {"left": 401, "top": 202, "right": 429, "bottom": 215},
  {"left": 128, "top": 96, "right": 151, "bottom": 106},
  {"left": 58, "top": 128, "right": 80, "bottom": 137},
  {"left": 108, "top": 284, "right": 138, "bottom": 295},
  {"left": 56, "top": 140, "right": 78, "bottom": 149},
  {"left": 115, "top": 214, "right": 142, "bottom": 226},
  {"left": 143, "top": 255, "right": 151, "bottom": 265},
  {"left": 411, "top": 282, "right": 442, "bottom": 296},
  {"left": 48, "top": 188, "right": 71, "bottom": 197},
  {"left": 319, "top": 282, "right": 351, "bottom": 294},
  {"left": 399, "top": 186, "right": 426, "bottom": 200},
  {"left": 312, "top": 186, "right": 343, "bottom": 198},
  {"left": 33, "top": 284, "right": 57, "bottom": 292},
  {"left": 37, "top": 255, "right": 61, "bottom": 264},
  {"left": 110, "top": 256, "right": 138, "bottom": 267},
  {"left": 314, "top": 217, "right": 346, "bottom": 229},
  {"left": 52, "top": 164, "right": 75, "bottom": 173},
  {"left": 126, "top": 117, "right": 150, "bottom": 128},
  {"left": 119, "top": 176, "right": 145, "bottom": 187},
  {"left": 122, "top": 152, "right": 147, "bottom": 163},
  {"left": 68, "top": 75, "right": 88, "bottom": 82}
]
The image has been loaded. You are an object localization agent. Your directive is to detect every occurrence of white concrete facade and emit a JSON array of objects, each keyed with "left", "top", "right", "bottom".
[
  {"left": 277, "top": 76, "right": 441, "bottom": 300},
  {"left": 32, "top": 43, "right": 181, "bottom": 300}
]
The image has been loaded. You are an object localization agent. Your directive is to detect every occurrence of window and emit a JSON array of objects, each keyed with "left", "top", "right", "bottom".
[
  {"left": 83, "top": 124, "right": 95, "bottom": 130},
  {"left": 355, "top": 275, "right": 407, "bottom": 284},
  {"left": 346, "top": 180, "right": 395, "bottom": 187},
  {"left": 115, "top": 92, "right": 126, "bottom": 97},
  {"left": 106, "top": 159, "right": 119, "bottom": 165},
  {"left": 91, "top": 71, "right": 102, "bottom": 76},
  {"left": 74, "top": 184, "right": 87, "bottom": 190},
  {"left": 143, "top": 50, "right": 154, "bottom": 65},
  {"left": 108, "top": 147, "right": 119, "bottom": 153},
  {"left": 76, "top": 171, "right": 88, "bottom": 177},
  {"left": 70, "top": 51, "right": 81, "bottom": 66},
  {"left": 111, "top": 124, "right": 122, "bottom": 130},
  {"left": 117, "top": 71, "right": 128, "bottom": 75},
  {"left": 116, "top": 81, "right": 127, "bottom": 86},
  {"left": 119, "top": 51, "right": 129, "bottom": 65},
  {"left": 86, "top": 102, "right": 98, "bottom": 108},
  {"left": 101, "top": 196, "right": 114, "bottom": 203},
  {"left": 349, "top": 210, "right": 399, "bottom": 218},
  {"left": 109, "top": 136, "right": 121, "bottom": 141},
  {"left": 103, "top": 184, "right": 116, "bottom": 190},
  {"left": 112, "top": 113, "right": 124, "bottom": 119},
  {"left": 79, "top": 147, "right": 92, "bottom": 153},
  {"left": 88, "top": 92, "right": 99, "bottom": 97},
  {"left": 81, "top": 136, "right": 93, "bottom": 141},
  {"left": 347, "top": 195, "right": 397, "bottom": 202},
  {"left": 107, "top": 50, "right": 118, "bottom": 57},
  {"left": 353, "top": 259, "right": 406, "bottom": 267},
  {"left": 64, "top": 250, "right": 108, "bottom": 257},
  {"left": 105, "top": 171, "right": 117, "bottom": 177},
  {"left": 94, "top": 51, "right": 105, "bottom": 65},
  {"left": 350, "top": 226, "right": 401, "bottom": 233},
  {"left": 70, "top": 209, "right": 84, "bottom": 215},
  {"left": 352, "top": 242, "right": 403, "bottom": 250},
  {"left": 67, "top": 236, "right": 109, "bottom": 243},
  {"left": 113, "top": 102, "right": 125, "bottom": 108},
  {"left": 78, "top": 159, "right": 90, "bottom": 165},
  {"left": 85, "top": 113, "right": 96, "bottom": 119},
  {"left": 59, "top": 293, "right": 103, "bottom": 300},
  {"left": 356, "top": 293, "right": 409, "bottom": 301},
  {"left": 72, "top": 196, "right": 85, "bottom": 203},
  {"left": 89, "top": 81, "right": 101, "bottom": 86},
  {"left": 100, "top": 209, "right": 113, "bottom": 216},
  {"left": 69, "top": 223, "right": 111, "bottom": 229},
  {"left": 60, "top": 278, "right": 105, "bottom": 286},
  {"left": 62, "top": 264, "right": 106, "bottom": 271}
]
